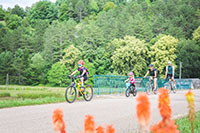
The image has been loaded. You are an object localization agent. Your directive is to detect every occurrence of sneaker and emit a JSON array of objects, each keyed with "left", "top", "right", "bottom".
[{"left": 153, "top": 89, "right": 156, "bottom": 94}]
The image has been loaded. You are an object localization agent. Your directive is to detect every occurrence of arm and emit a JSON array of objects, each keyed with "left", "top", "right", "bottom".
[
  {"left": 165, "top": 66, "right": 168, "bottom": 79},
  {"left": 144, "top": 71, "right": 149, "bottom": 78},
  {"left": 71, "top": 70, "right": 78, "bottom": 75}
]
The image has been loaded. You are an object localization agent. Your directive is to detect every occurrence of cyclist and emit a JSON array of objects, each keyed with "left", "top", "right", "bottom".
[
  {"left": 144, "top": 64, "right": 157, "bottom": 93},
  {"left": 165, "top": 61, "right": 176, "bottom": 87},
  {"left": 124, "top": 72, "right": 136, "bottom": 92},
  {"left": 70, "top": 60, "right": 89, "bottom": 92}
]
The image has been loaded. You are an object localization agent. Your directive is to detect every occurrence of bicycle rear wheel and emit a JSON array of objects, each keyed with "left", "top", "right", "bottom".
[
  {"left": 83, "top": 85, "right": 93, "bottom": 101},
  {"left": 65, "top": 86, "right": 77, "bottom": 103}
]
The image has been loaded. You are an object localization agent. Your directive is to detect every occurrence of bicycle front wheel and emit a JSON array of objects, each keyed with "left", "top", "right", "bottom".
[
  {"left": 83, "top": 85, "right": 93, "bottom": 101},
  {"left": 65, "top": 86, "right": 77, "bottom": 103}
]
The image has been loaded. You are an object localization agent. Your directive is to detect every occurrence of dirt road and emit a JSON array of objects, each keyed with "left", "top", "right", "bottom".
[{"left": 0, "top": 89, "right": 200, "bottom": 133}]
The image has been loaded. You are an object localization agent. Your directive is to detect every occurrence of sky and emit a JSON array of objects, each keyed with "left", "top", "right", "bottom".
[{"left": 0, "top": 0, "right": 57, "bottom": 9}]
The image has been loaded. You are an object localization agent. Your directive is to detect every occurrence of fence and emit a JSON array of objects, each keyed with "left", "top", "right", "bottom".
[{"left": 93, "top": 75, "right": 195, "bottom": 95}]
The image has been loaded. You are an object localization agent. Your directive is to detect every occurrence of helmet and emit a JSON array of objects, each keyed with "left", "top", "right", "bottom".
[
  {"left": 168, "top": 61, "right": 172, "bottom": 64},
  {"left": 78, "top": 60, "right": 84, "bottom": 65},
  {"left": 149, "top": 64, "right": 153, "bottom": 67},
  {"left": 128, "top": 72, "right": 134, "bottom": 76}
]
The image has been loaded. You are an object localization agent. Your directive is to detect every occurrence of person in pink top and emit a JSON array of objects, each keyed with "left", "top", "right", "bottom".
[{"left": 124, "top": 72, "right": 136, "bottom": 91}]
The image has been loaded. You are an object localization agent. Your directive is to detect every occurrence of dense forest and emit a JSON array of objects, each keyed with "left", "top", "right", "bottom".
[{"left": 0, "top": 0, "right": 200, "bottom": 86}]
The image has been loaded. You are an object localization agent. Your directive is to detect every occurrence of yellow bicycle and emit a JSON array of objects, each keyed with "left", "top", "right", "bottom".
[{"left": 65, "top": 75, "right": 93, "bottom": 103}]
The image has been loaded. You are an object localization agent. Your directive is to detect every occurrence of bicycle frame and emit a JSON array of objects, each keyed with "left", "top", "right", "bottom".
[{"left": 70, "top": 76, "right": 86, "bottom": 95}]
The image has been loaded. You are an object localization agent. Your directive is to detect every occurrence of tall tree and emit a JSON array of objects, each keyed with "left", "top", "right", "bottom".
[
  {"left": 42, "top": 20, "right": 77, "bottom": 64},
  {"left": 11, "top": 5, "right": 26, "bottom": 18},
  {"left": 28, "top": 1, "right": 58, "bottom": 24},
  {"left": 111, "top": 36, "right": 148, "bottom": 76},
  {"left": 0, "top": 51, "right": 13, "bottom": 84},
  {"left": 149, "top": 35, "right": 179, "bottom": 76},
  {"left": 4, "top": 14, "right": 22, "bottom": 29}
]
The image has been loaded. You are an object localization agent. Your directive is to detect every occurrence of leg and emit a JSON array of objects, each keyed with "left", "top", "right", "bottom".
[{"left": 153, "top": 78, "right": 157, "bottom": 91}]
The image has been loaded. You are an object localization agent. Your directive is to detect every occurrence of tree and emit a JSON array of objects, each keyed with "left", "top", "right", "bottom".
[
  {"left": 42, "top": 20, "right": 77, "bottom": 64},
  {"left": 29, "top": 53, "right": 48, "bottom": 85},
  {"left": 149, "top": 35, "right": 179, "bottom": 77},
  {"left": 12, "top": 48, "right": 30, "bottom": 84},
  {"left": 89, "top": 0, "right": 99, "bottom": 13},
  {"left": 74, "top": 0, "right": 88, "bottom": 22},
  {"left": 60, "top": 45, "right": 81, "bottom": 71},
  {"left": 103, "top": 2, "right": 116, "bottom": 11},
  {"left": 193, "top": 26, "right": 200, "bottom": 44},
  {"left": 28, "top": 1, "right": 58, "bottom": 24},
  {"left": 0, "top": 6, "right": 5, "bottom": 20},
  {"left": 4, "top": 14, "right": 22, "bottom": 29},
  {"left": 58, "top": 1, "right": 74, "bottom": 21},
  {"left": 0, "top": 51, "right": 13, "bottom": 84},
  {"left": 47, "top": 62, "right": 69, "bottom": 86},
  {"left": 11, "top": 5, "right": 26, "bottom": 18},
  {"left": 176, "top": 39, "right": 200, "bottom": 78},
  {"left": 111, "top": 36, "right": 148, "bottom": 76}
]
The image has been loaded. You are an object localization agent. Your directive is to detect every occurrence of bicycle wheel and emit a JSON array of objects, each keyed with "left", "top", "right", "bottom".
[
  {"left": 83, "top": 85, "right": 93, "bottom": 101},
  {"left": 65, "top": 86, "right": 77, "bottom": 103},
  {"left": 125, "top": 88, "right": 130, "bottom": 97}
]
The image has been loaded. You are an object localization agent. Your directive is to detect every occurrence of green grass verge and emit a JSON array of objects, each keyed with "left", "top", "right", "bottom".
[
  {"left": 0, "top": 97, "right": 66, "bottom": 108},
  {"left": 0, "top": 92, "right": 11, "bottom": 97},
  {"left": 176, "top": 111, "right": 200, "bottom": 133}
]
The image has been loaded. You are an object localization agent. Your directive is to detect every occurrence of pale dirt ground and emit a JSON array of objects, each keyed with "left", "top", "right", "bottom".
[{"left": 0, "top": 89, "right": 200, "bottom": 133}]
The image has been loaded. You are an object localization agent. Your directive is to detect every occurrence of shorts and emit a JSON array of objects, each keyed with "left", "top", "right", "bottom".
[
  {"left": 82, "top": 75, "right": 88, "bottom": 81},
  {"left": 150, "top": 76, "right": 157, "bottom": 80},
  {"left": 167, "top": 74, "right": 173, "bottom": 79}
]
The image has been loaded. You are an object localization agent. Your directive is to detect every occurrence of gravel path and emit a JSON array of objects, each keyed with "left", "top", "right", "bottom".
[{"left": 0, "top": 89, "right": 200, "bottom": 133}]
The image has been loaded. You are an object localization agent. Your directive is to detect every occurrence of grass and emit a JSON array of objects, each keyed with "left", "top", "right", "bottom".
[
  {"left": 176, "top": 111, "right": 200, "bottom": 133},
  {"left": 0, "top": 92, "right": 11, "bottom": 97}
]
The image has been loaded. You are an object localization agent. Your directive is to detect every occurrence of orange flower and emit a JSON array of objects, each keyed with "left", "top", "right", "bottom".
[
  {"left": 96, "top": 125, "right": 104, "bottom": 133},
  {"left": 136, "top": 92, "right": 151, "bottom": 128},
  {"left": 158, "top": 87, "right": 171, "bottom": 120},
  {"left": 84, "top": 115, "right": 95, "bottom": 133},
  {"left": 106, "top": 125, "right": 115, "bottom": 133},
  {"left": 150, "top": 87, "right": 179, "bottom": 133},
  {"left": 52, "top": 108, "right": 66, "bottom": 133}
]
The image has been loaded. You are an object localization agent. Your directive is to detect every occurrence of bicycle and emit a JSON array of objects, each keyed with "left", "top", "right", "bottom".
[
  {"left": 164, "top": 78, "right": 176, "bottom": 94},
  {"left": 65, "top": 75, "right": 93, "bottom": 103},
  {"left": 125, "top": 81, "right": 137, "bottom": 97},
  {"left": 143, "top": 77, "right": 158, "bottom": 95}
]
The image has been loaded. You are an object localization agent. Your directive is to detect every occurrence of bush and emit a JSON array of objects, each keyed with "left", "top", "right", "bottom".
[
  {"left": 0, "top": 92, "right": 11, "bottom": 97},
  {"left": 17, "top": 93, "right": 62, "bottom": 99}
]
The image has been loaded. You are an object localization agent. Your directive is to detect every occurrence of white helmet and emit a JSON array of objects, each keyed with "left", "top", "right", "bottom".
[{"left": 168, "top": 61, "right": 172, "bottom": 64}]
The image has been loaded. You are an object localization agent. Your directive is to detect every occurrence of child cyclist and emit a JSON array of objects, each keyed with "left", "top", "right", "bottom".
[
  {"left": 70, "top": 60, "right": 89, "bottom": 92},
  {"left": 124, "top": 72, "right": 136, "bottom": 91}
]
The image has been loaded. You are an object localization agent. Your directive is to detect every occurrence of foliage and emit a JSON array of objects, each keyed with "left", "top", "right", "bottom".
[
  {"left": 111, "top": 36, "right": 148, "bottom": 76},
  {"left": 28, "top": 1, "right": 58, "bottom": 24},
  {"left": 10, "top": 5, "right": 26, "bottom": 18},
  {"left": 60, "top": 45, "right": 81, "bottom": 71},
  {"left": 176, "top": 39, "right": 200, "bottom": 78},
  {"left": 103, "top": 2, "right": 116, "bottom": 11},
  {"left": 176, "top": 111, "right": 200, "bottom": 133},
  {"left": 193, "top": 25, "right": 200, "bottom": 44},
  {"left": 149, "top": 35, "right": 179, "bottom": 77},
  {"left": 4, "top": 14, "right": 22, "bottom": 29},
  {"left": 17, "top": 92, "right": 62, "bottom": 99},
  {"left": 47, "top": 62, "right": 69, "bottom": 86}
]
